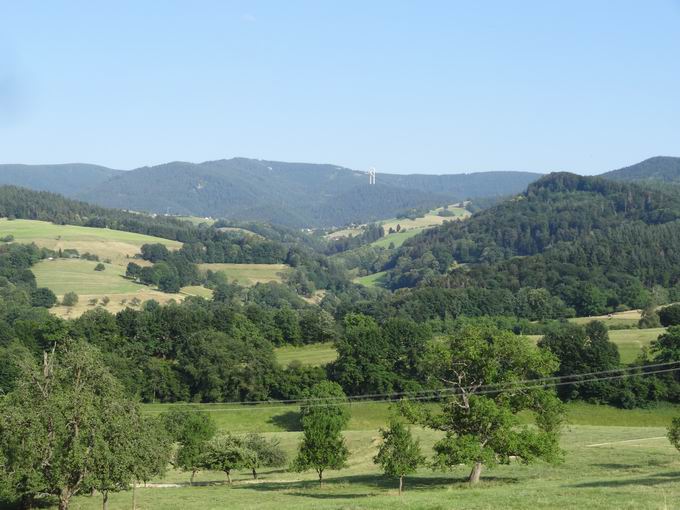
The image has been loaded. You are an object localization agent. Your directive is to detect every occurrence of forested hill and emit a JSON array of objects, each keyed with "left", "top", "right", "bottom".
[
  {"left": 601, "top": 156, "right": 680, "bottom": 184},
  {"left": 0, "top": 163, "right": 122, "bottom": 197},
  {"left": 79, "top": 159, "right": 540, "bottom": 227},
  {"left": 384, "top": 173, "right": 680, "bottom": 314},
  {"left": 0, "top": 158, "right": 540, "bottom": 228}
]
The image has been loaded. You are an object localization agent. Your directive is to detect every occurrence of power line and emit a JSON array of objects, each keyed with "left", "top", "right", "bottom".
[
  {"left": 151, "top": 363, "right": 680, "bottom": 413},
  {"left": 158, "top": 360, "right": 680, "bottom": 406}
]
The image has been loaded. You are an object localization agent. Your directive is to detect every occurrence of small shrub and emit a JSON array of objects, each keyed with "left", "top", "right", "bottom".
[
  {"left": 88, "top": 298, "right": 98, "bottom": 306},
  {"left": 0, "top": 234, "right": 14, "bottom": 242},
  {"left": 94, "top": 263, "right": 106, "bottom": 271},
  {"left": 101, "top": 296, "right": 110, "bottom": 306},
  {"left": 62, "top": 292, "right": 79, "bottom": 307}
]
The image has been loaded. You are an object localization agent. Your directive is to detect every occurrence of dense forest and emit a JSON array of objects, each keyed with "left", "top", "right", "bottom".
[{"left": 383, "top": 173, "right": 680, "bottom": 315}]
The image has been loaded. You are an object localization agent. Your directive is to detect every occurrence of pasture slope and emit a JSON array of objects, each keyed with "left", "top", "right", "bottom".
[
  {"left": 198, "top": 263, "right": 290, "bottom": 287},
  {"left": 0, "top": 218, "right": 182, "bottom": 265},
  {"left": 67, "top": 401, "right": 680, "bottom": 509},
  {"left": 275, "top": 342, "right": 338, "bottom": 367},
  {"left": 327, "top": 203, "right": 470, "bottom": 247},
  {"left": 0, "top": 218, "right": 187, "bottom": 316}
]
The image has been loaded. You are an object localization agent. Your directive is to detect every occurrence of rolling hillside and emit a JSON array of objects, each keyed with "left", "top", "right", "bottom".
[{"left": 383, "top": 173, "right": 680, "bottom": 316}]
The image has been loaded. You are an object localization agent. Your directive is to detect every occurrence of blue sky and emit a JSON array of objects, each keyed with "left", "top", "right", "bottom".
[{"left": 1, "top": 1, "right": 679, "bottom": 174}]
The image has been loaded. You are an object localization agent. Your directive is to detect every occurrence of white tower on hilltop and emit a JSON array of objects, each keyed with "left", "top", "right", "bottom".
[{"left": 368, "top": 167, "right": 376, "bottom": 185}]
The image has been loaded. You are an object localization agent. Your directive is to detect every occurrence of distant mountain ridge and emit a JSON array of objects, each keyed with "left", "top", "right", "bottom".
[
  {"left": 2, "top": 155, "right": 677, "bottom": 228},
  {"left": 0, "top": 158, "right": 540, "bottom": 227}
]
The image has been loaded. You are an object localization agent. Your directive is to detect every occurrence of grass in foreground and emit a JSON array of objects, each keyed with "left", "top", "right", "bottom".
[
  {"left": 70, "top": 402, "right": 680, "bottom": 510},
  {"left": 198, "top": 263, "right": 290, "bottom": 286}
]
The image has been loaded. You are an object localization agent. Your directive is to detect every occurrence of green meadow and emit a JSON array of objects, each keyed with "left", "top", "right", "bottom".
[
  {"left": 275, "top": 342, "right": 338, "bottom": 367},
  {"left": 198, "top": 263, "right": 291, "bottom": 286},
  {"left": 0, "top": 218, "right": 181, "bottom": 264},
  {"left": 66, "top": 401, "right": 680, "bottom": 510}
]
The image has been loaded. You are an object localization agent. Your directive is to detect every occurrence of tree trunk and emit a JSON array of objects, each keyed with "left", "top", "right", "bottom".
[
  {"left": 318, "top": 469, "right": 323, "bottom": 487},
  {"left": 468, "top": 462, "right": 483, "bottom": 484},
  {"left": 132, "top": 481, "right": 137, "bottom": 510},
  {"left": 190, "top": 469, "right": 197, "bottom": 485},
  {"left": 399, "top": 475, "right": 403, "bottom": 495},
  {"left": 226, "top": 470, "right": 232, "bottom": 485},
  {"left": 59, "top": 489, "right": 71, "bottom": 510},
  {"left": 102, "top": 491, "right": 109, "bottom": 510},
  {"left": 252, "top": 468, "right": 258, "bottom": 480}
]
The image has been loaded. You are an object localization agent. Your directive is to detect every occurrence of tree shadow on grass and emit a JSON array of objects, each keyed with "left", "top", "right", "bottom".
[
  {"left": 267, "top": 411, "right": 301, "bottom": 431},
  {"left": 237, "top": 473, "right": 520, "bottom": 497},
  {"left": 569, "top": 471, "right": 680, "bottom": 489}
]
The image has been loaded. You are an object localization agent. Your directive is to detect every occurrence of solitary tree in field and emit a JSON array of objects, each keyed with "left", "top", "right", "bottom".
[
  {"left": 293, "top": 381, "right": 350, "bottom": 485},
  {"left": 62, "top": 291, "right": 79, "bottom": 307},
  {"left": 401, "top": 325, "right": 565, "bottom": 484},
  {"left": 161, "top": 407, "right": 217, "bottom": 484},
  {"left": 200, "top": 434, "right": 245, "bottom": 484},
  {"left": 374, "top": 419, "right": 425, "bottom": 495},
  {"left": 242, "top": 433, "right": 287, "bottom": 479}
]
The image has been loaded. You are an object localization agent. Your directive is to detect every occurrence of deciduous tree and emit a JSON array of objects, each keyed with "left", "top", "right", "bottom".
[
  {"left": 374, "top": 419, "right": 425, "bottom": 494},
  {"left": 402, "top": 325, "right": 564, "bottom": 484},
  {"left": 293, "top": 381, "right": 349, "bottom": 485}
]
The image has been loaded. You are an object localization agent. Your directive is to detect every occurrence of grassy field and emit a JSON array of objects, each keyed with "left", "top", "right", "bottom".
[
  {"left": 380, "top": 206, "right": 469, "bottom": 232},
  {"left": 275, "top": 342, "right": 338, "bottom": 367},
  {"left": 326, "top": 204, "right": 469, "bottom": 242},
  {"left": 198, "top": 263, "right": 290, "bottom": 286},
  {"left": 67, "top": 402, "right": 680, "bottom": 509},
  {"left": 216, "top": 226, "right": 264, "bottom": 238},
  {"left": 353, "top": 270, "right": 388, "bottom": 288},
  {"left": 175, "top": 216, "right": 216, "bottom": 226},
  {"left": 33, "top": 258, "right": 183, "bottom": 318},
  {"left": 609, "top": 327, "right": 665, "bottom": 363},
  {"left": 180, "top": 285, "right": 215, "bottom": 299},
  {"left": 33, "top": 259, "right": 141, "bottom": 295},
  {"left": 569, "top": 309, "right": 642, "bottom": 328},
  {"left": 0, "top": 218, "right": 181, "bottom": 265},
  {"left": 370, "top": 229, "right": 423, "bottom": 249},
  {"left": 0, "top": 218, "right": 190, "bottom": 316}
]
